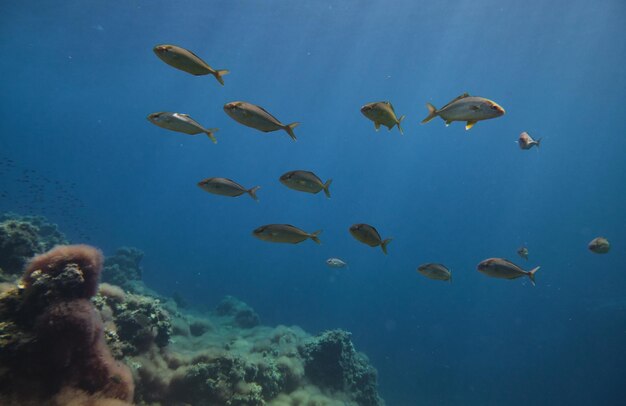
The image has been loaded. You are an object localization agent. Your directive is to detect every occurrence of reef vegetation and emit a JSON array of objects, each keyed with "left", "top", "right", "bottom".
[{"left": 0, "top": 213, "right": 384, "bottom": 405}]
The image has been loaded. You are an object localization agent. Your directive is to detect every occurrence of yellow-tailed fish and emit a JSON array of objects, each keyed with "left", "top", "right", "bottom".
[
  {"left": 417, "top": 263, "right": 452, "bottom": 282},
  {"left": 361, "top": 101, "right": 405, "bottom": 134},
  {"left": 349, "top": 223, "right": 392, "bottom": 254},
  {"left": 224, "top": 101, "right": 299, "bottom": 141},
  {"left": 279, "top": 170, "right": 332, "bottom": 198},
  {"left": 153, "top": 44, "right": 229, "bottom": 85},
  {"left": 588, "top": 237, "right": 610, "bottom": 254},
  {"left": 421, "top": 93, "right": 505, "bottom": 130},
  {"left": 197, "top": 178, "right": 260, "bottom": 201},
  {"left": 477, "top": 258, "right": 539, "bottom": 286},
  {"left": 253, "top": 224, "right": 321, "bottom": 244},
  {"left": 147, "top": 112, "right": 218, "bottom": 144}
]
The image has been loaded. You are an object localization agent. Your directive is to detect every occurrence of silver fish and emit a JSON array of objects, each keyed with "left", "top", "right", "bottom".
[
  {"left": 518, "top": 132, "right": 541, "bottom": 150},
  {"left": 147, "top": 112, "right": 218, "bottom": 144},
  {"left": 360, "top": 101, "right": 405, "bottom": 134},
  {"left": 588, "top": 237, "right": 610, "bottom": 254},
  {"left": 224, "top": 101, "right": 299, "bottom": 141},
  {"left": 421, "top": 93, "right": 505, "bottom": 130},
  {"left": 326, "top": 258, "right": 348, "bottom": 268},
  {"left": 253, "top": 224, "right": 321, "bottom": 244},
  {"left": 477, "top": 258, "right": 539, "bottom": 286},
  {"left": 417, "top": 263, "right": 452, "bottom": 282},
  {"left": 349, "top": 224, "right": 392, "bottom": 254},
  {"left": 280, "top": 170, "right": 332, "bottom": 198},
  {"left": 153, "top": 44, "right": 229, "bottom": 85},
  {"left": 197, "top": 178, "right": 260, "bottom": 201}
]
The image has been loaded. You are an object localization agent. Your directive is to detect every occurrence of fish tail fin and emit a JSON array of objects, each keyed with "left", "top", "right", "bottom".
[
  {"left": 247, "top": 186, "right": 260, "bottom": 201},
  {"left": 397, "top": 115, "right": 405, "bottom": 135},
  {"left": 205, "top": 128, "right": 219, "bottom": 144},
  {"left": 284, "top": 122, "right": 299, "bottom": 141},
  {"left": 421, "top": 103, "right": 438, "bottom": 124},
  {"left": 449, "top": 271, "right": 452, "bottom": 283},
  {"left": 323, "top": 179, "right": 332, "bottom": 198},
  {"left": 536, "top": 138, "right": 542, "bottom": 148},
  {"left": 214, "top": 69, "right": 230, "bottom": 86},
  {"left": 381, "top": 238, "right": 392, "bottom": 255},
  {"left": 528, "top": 266, "right": 540, "bottom": 286},
  {"left": 310, "top": 230, "right": 322, "bottom": 244}
]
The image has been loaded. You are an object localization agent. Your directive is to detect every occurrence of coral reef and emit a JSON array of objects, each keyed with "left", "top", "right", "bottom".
[
  {"left": 301, "top": 330, "right": 384, "bottom": 406},
  {"left": 0, "top": 244, "right": 134, "bottom": 405},
  {"left": 0, "top": 213, "right": 385, "bottom": 405},
  {"left": 215, "top": 295, "right": 261, "bottom": 328},
  {"left": 94, "top": 288, "right": 172, "bottom": 356},
  {"left": 101, "top": 247, "right": 144, "bottom": 291},
  {"left": 0, "top": 212, "right": 67, "bottom": 281}
]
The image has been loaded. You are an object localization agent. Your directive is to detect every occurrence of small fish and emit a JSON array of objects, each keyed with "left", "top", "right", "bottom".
[
  {"left": 421, "top": 93, "right": 505, "bottom": 130},
  {"left": 280, "top": 170, "right": 332, "bottom": 198},
  {"left": 588, "top": 237, "right": 610, "bottom": 254},
  {"left": 253, "top": 224, "right": 321, "bottom": 244},
  {"left": 326, "top": 258, "right": 348, "bottom": 268},
  {"left": 517, "top": 246, "right": 529, "bottom": 260},
  {"left": 349, "top": 224, "right": 392, "bottom": 254},
  {"left": 477, "top": 258, "right": 539, "bottom": 286},
  {"left": 147, "top": 112, "right": 218, "bottom": 144},
  {"left": 417, "top": 263, "right": 452, "bottom": 282},
  {"left": 360, "top": 101, "right": 405, "bottom": 134},
  {"left": 197, "top": 178, "right": 260, "bottom": 201},
  {"left": 224, "top": 101, "right": 299, "bottom": 141},
  {"left": 517, "top": 132, "right": 541, "bottom": 150},
  {"left": 153, "top": 44, "right": 229, "bottom": 85}
]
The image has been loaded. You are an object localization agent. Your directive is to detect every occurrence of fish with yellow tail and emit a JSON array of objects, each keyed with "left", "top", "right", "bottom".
[
  {"left": 421, "top": 93, "right": 505, "bottom": 130},
  {"left": 153, "top": 44, "right": 229, "bottom": 85},
  {"left": 224, "top": 101, "right": 299, "bottom": 141},
  {"left": 361, "top": 101, "right": 405, "bottom": 135},
  {"left": 349, "top": 224, "right": 392, "bottom": 254},
  {"left": 197, "top": 178, "right": 260, "bottom": 201},
  {"left": 477, "top": 258, "right": 539, "bottom": 286},
  {"left": 253, "top": 224, "right": 321, "bottom": 244},
  {"left": 147, "top": 112, "right": 218, "bottom": 144},
  {"left": 280, "top": 170, "right": 332, "bottom": 198},
  {"left": 417, "top": 263, "right": 452, "bottom": 282},
  {"left": 588, "top": 237, "right": 610, "bottom": 254}
]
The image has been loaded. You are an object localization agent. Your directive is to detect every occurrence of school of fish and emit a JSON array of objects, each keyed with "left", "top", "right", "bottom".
[{"left": 146, "top": 43, "right": 612, "bottom": 287}]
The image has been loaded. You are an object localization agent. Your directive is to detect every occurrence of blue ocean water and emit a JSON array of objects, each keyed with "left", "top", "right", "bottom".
[{"left": 1, "top": 0, "right": 625, "bottom": 405}]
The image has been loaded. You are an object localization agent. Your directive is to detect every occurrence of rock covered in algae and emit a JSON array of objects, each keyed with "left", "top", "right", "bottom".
[
  {"left": 301, "top": 329, "right": 385, "bottom": 406},
  {"left": 0, "top": 213, "right": 386, "bottom": 405},
  {"left": 0, "top": 213, "right": 67, "bottom": 280},
  {"left": 215, "top": 295, "right": 261, "bottom": 328},
  {"left": 93, "top": 285, "right": 173, "bottom": 356},
  {"left": 0, "top": 244, "right": 134, "bottom": 404},
  {"left": 101, "top": 246, "right": 144, "bottom": 291}
]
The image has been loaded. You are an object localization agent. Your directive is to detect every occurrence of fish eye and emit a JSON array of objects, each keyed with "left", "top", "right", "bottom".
[{"left": 491, "top": 105, "right": 499, "bottom": 110}]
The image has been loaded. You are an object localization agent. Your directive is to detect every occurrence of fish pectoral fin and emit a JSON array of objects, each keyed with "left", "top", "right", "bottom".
[
  {"left": 469, "top": 105, "right": 480, "bottom": 111},
  {"left": 465, "top": 121, "right": 477, "bottom": 130}
]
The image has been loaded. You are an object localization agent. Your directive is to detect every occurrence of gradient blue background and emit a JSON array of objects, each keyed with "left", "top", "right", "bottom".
[{"left": 1, "top": 1, "right": 625, "bottom": 405}]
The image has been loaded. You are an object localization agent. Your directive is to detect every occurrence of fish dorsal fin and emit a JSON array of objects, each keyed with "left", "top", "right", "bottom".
[
  {"left": 255, "top": 105, "right": 282, "bottom": 124},
  {"left": 441, "top": 93, "right": 471, "bottom": 110},
  {"left": 386, "top": 101, "right": 395, "bottom": 113}
]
